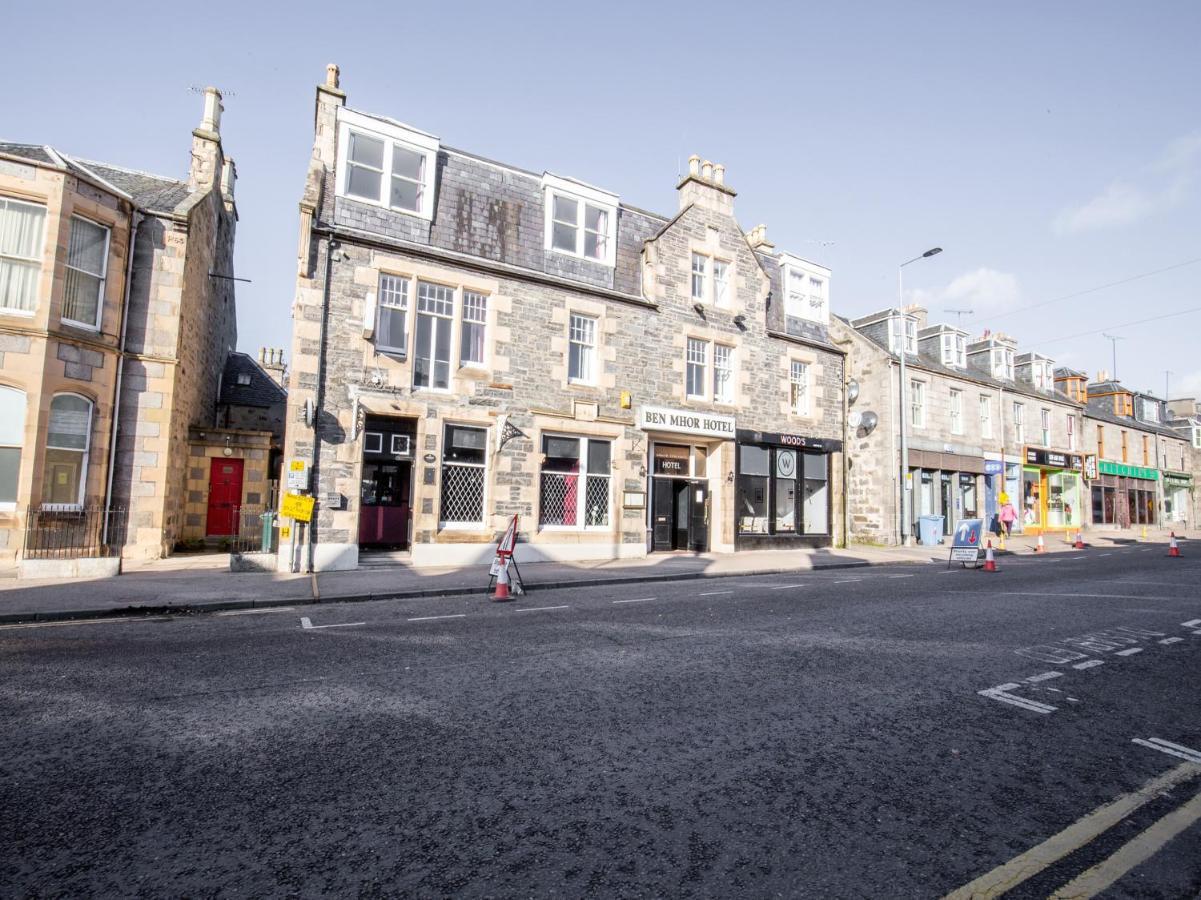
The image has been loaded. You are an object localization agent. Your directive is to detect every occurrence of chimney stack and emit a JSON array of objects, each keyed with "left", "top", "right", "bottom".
[
  {"left": 677, "top": 151, "right": 736, "bottom": 215},
  {"left": 188, "top": 86, "right": 225, "bottom": 193},
  {"left": 746, "top": 224, "right": 774, "bottom": 252},
  {"left": 261, "top": 347, "right": 287, "bottom": 387}
]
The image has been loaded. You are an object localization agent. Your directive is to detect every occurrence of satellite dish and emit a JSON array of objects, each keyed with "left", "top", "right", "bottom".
[
  {"left": 847, "top": 380, "right": 860, "bottom": 404},
  {"left": 860, "top": 411, "right": 879, "bottom": 434},
  {"left": 848, "top": 410, "right": 863, "bottom": 429}
]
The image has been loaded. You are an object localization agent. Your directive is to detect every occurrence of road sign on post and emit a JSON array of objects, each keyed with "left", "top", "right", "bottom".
[
  {"left": 488, "top": 515, "right": 524, "bottom": 595},
  {"left": 948, "top": 518, "right": 984, "bottom": 568},
  {"left": 281, "top": 493, "right": 315, "bottom": 523}
]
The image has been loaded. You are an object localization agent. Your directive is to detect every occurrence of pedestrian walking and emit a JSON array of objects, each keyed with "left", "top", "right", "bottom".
[{"left": 999, "top": 496, "right": 1017, "bottom": 538}]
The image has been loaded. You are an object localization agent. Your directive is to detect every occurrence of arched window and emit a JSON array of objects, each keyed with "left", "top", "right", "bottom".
[
  {"left": 0, "top": 385, "right": 25, "bottom": 507},
  {"left": 42, "top": 393, "right": 93, "bottom": 507}
]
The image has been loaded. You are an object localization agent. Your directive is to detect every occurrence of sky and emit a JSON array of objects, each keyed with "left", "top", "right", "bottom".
[{"left": 6, "top": 1, "right": 1200, "bottom": 400}]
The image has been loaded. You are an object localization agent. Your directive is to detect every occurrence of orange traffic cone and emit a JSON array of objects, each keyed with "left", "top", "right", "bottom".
[
  {"left": 492, "top": 558, "right": 512, "bottom": 601},
  {"left": 1168, "top": 532, "right": 1181, "bottom": 558},
  {"left": 1035, "top": 534, "right": 1046, "bottom": 554},
  {"left": 1074, "top": 530, "right": 1085, "bottom": 550},
  {"left": 983, "top": 540, "right": 997, "bottom": 572}
]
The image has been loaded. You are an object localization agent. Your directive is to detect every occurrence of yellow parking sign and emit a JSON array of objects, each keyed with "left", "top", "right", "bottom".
[{"left": 281, "top": 493, "right": 315, "bottom": 523}]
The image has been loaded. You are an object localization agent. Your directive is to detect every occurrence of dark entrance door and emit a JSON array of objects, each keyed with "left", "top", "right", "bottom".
[
  {"left": 652, "top": 478, "right": 675, "bottom": 551},
  {"left": 652, "top": 478, "right": 709, "bottom": 552},
  {"left": 940, "top": 473, "right": 954, "bottom": 535},
  {"left": 689, "top": 481, "right": 710, "bottom": 552},
  {"left": 359, "top": 461, "right": 412, "bottom": 549},
  {"left": 206, "top": 458, "right": 244, "bottom": 537}
]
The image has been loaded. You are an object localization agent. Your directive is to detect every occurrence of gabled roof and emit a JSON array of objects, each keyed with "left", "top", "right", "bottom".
[
  {"left": 0, "top": 141, "right": 56, "bottom": 165},
  {"left": 1084, "top": 398, "right": 1186, "bottom": 438},
  {"left": 219, "top": 352, "right": 287, "bottom": 408}
]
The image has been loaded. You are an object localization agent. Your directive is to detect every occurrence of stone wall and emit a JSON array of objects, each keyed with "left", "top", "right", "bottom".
[{"left": 182, "top": 427, "right": 273, "bottom": 544}]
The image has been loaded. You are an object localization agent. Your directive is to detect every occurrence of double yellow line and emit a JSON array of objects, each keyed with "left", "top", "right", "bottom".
[{"left": 945, "top": 762, "right": 1201, "bottom": 899}]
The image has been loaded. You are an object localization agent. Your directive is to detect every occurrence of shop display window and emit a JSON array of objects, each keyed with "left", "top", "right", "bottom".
[
  {"left": 1047, "top": 471, "right": 1081, "bottom": 528},
  {"left": 737, "top": 446, "right": 770, "bottom": 534},
  {"left": 1021, "top": 468, "right": 1042, "bottom": 529},
  {"left": 802, "top": 452, "right": 829, "bottom": 534}
]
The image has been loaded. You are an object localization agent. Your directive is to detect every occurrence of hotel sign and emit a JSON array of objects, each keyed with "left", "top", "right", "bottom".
[{"left": 639, "top": 405, "right": 736, "bottom": 439}]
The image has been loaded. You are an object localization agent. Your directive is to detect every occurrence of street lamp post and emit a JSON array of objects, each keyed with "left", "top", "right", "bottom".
[{"left": 898, "top": 247, "right": 942, "bottom": 546}]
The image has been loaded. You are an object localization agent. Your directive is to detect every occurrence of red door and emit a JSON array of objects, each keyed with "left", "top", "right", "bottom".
[{"left": 206, "top": 458, "right": 244, "bottom": 536}]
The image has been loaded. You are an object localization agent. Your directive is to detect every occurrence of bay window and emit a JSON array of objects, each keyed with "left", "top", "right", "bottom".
[
  {"left": 42, "top": 393, "right": 93, "bottom": 507},
  {"left": 942, "top": 333, "right": 966, "bottom": 368},
  {"left": 0, "top": 197, "right": 46, "bottom": 314},
  {"left": 889, "top": 316, "right": 917, "bottom": 354},
  {"left": 413, "top": 281, "right": 453, "bottom": 390},
  {"left": 568, "top": 313, "right": 596, "bottom": 384},
  {"left": 376, "top": 274, "right": 409, "bottom": 355},
  {"left": 538, "top": 435, "right": 611, "bottom": 528},
  {"left": 439, "top": 424, "right": 487, "bottom": 526}
]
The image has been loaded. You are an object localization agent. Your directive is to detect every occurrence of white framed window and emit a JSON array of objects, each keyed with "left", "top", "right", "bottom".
[
  {"left": 686, "top": 338, "right": 708, "bottom": 399},
  {"left": 0, "top": 385, "right": 25, "bottom": 508},
  {"left": 364, "top": 432, "right": 383, "bottom": 454},
  {"left": 1066, "top": 414, "right": 1076, "bottom": 451},
  {"left": 941, "top": 333, "right": 966, "bottom": 368},
  {"left": 1193, "top": 426, "right": 1201, "bottom": 449},
  {"left": 376, "top": 273, "right": 409, "bottom": 355},
  {"left": 440, "top": 424, "right": 487, "bottom": 526},
  {"left": 538, "top": 435, "right": 611, "bottom": 529},
  {"left": 0, "top": 197, "right": 47, "bottom": 315},
  {"left": 390, "top": 434, "right": 411, "bottom": 456},
  {"left": 336, "top": 109, "right": 439, "bottom": 219},
  {"left": 713, "top": 344, "right": 734, "bottom": 404},
  {"left": 1033, "top": 361, "right": 1053, "bottom": 391},
  {"left": 790, "top": 361, "right": 810, "bottom": 416},
  {"left": 413, "top": 281, "right": 454, "bottom": 390},
  {"left": 807, "top": 276, "right": 826, "bottom": 321},
  {"left": 781, "top": 257, "right": 831, "bottom": 325},
  {"left": 713, "top": 259, "right": 730, "bottom": 307},
  {"left": 910, "top": 379, "right": 925, "bottom": 428},
  {"left": 1040, "top": 408, "right": 1051, "bottom": 446},
  {"left": 568, "top": 313, "right": 597, "bottom": 384},
  {"left": 62, "top": 217, "right": 109, "bottom": 330},
  {"left": 460, "top": 290, "right": 487, "bottom": 367},
  {"left": 1141, "top": 398, "right": 1159, "bottom": 423},
  {"left": 889, "top": 316, "right": 917, "bottom": 354},
  {"left": 542, "top": 174, "right": 617, "bottom": 266},
  {"left": 1013, "top": 402, "right": 1025, "bottom": 444},
  {"left": 235, "top": 373, "right": 251, "bottom": 386},
  {"left": 691, "top": 253, "right": 707, "bottom": 302},
  {"left": 979, "top": 394, "right": 993, "bottom": 439},
  {"left": 992, "top": 348, "right": 1014, "bottom": 380},
  {"left": 950, "top": 389, "right": 963, "bottom": 435},
  {"left": 42, "top": 392, "right": 93, "bottom": 508}
]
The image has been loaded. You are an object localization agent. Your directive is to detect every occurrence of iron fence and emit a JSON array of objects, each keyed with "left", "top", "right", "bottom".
[
  {"left": 23, "top": 506, "right": 128, "bottom": 560},
  {"left": 230, "top": 505, "right": 277, "bottom": 554}
]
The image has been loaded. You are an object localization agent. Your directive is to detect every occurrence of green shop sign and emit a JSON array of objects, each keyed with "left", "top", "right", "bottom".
[
  {"left": 1164, "top": 472, "right": 1193, "bottom": 486},
  {"left": 1097, "top": 460, "right": 1159, "bottom": 480}
]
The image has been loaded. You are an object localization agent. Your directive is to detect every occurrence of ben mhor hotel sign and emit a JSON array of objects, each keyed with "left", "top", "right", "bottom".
[{"left": 639, "top": 405, "right": 736, "bottom": 439}]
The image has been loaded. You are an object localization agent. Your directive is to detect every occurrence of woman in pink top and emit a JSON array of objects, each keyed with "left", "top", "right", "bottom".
[{"left": 999, "top": 500, "right": 1018, "bottom": 537}]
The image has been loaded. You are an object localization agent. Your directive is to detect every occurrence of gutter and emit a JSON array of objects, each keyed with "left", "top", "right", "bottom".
[{"left": 103, "top": 209, "right": 142, "bottom": 543}]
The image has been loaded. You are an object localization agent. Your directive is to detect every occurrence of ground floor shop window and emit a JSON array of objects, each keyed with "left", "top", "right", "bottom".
[
  {"left": 1021, "top": 468, "right": 1042, "bottom": 529},
  {"left": 539, "top": 435, "right": 611, "bottom": 528},
  {"left": 1046, "top": 471, "right": 1082, "bottom": 528},
  {"left": 737, "top": 445, "right": 770, "bottom": 534},
  {"left": 1092, "top": 486, "right": 1117, "bottom": 525},
  {"left": 1130, "top": 488, "right": 1156, "bottom": 526},
  {"left": 440, "top": 424, "right": 487, "bottom": 525},
  {"left": 737, "top": 444, "right": 827, "bottom": 536},
  {"left": 802, "top": 451, "right": 829, "bottom": 534}
]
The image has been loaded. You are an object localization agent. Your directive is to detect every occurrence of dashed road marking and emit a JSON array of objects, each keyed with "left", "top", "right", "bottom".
[
  {"left": 216, "top": 607, "right": 295, "bottom": 616},
  {"left": 888, "top": 574, "right": 915, "bottom": 579},
  {"left": 1158, "top": 637, "right": 1184, "bottom": 645},
  {"left": 978, "top": 684, "right": 1057, "bottom": 714},
  {"left": 515, "top": 605, "right": 570, "bottom": 613},
  {"left": 613, "top": 597, "right": 654, "bottom": 604},
  {"left": 770, "top": 584, "right": 807, "bottom": 590},
  {"left": 406, "top": 614, "right": 466, "bottom": 622},
  {"left": 1115, "top": 647, "right": 1143, "bottom": 656},
  {"left": 1183, "top": 619, "right": 1201, "bottom": 627},
  {"left": 834, "top": 578, "right": 862, "bottom": 584},
  {"left": 0, "top": 615, "right": 171, "bottom": 630},
  {"left": 1099, "top": 552, "right": 1113, "bottom": 556},
  {"left": 1074, "top": 660, "right": 1105, "bottom": 670},
  {"left": 300, "top": 616, "right": 365, "bottom": 630},
  {"left": 1026, "top": 671, "right": 1063, "bottom": 683},
  {"left": 1132, "top": 737, "right": 1201, "bottom": 765},
  {"left": 699, "top": 590, "right": 733, "bottom": 596}
]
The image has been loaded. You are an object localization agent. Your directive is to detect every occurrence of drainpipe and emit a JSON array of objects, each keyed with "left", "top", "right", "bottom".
[
  {"left": 305, "top": 233, "right": 338, "bottom": 573},
  {"left": 103, "top": 208, "right": 142, "bottom": 544}
]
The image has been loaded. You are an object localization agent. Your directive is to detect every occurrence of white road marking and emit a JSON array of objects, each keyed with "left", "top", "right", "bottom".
[
  {"left": 300, "top": 616, "right": 365, "bottom": 630},
  {"left": 613, "top": 597, "right": 654, "bottom": 604},
  {"left": 1026, "top": 671, "right": 1063, "bottom": 683},
  {"left": 515, "top": 605, "right": 569, "bottom": 612},
  {"left": 1115, "top": 647, "right": 1143, "bottom": 656},
  {"left": 834, "top": 579, "right": 862, "bottom": 584},
  {"left": 406, "top": 614, "right": 466, "bottom": 622},
  {"left": 978, "top": 686, "right": 1057, "bottom": 714},
  {"left": 216, "top": 607, "right": 295, "bottom": 616},
  {"left": 1131, "top": 737, "right": 1201, "bottom": 765},
  {"left": 1073, "top": 660, "right": 1105, "bottom": 670},
  {"left": 1158, "top": 637, "right": 1184, "bottom": 645},
  {"left": 1099, "top": 552, "right": 1112, "bottom": 557},
  {"left": 770, "top": 584, "right": 807, "bottom": 590},
  {"left": 888, "top": 574, "right": 915, "bottom": 579},
  {"left": 1182, "top": 619, "right": 1201, "bottom": 627},
  {"left": 699, "top": 590, "right": 733, "bottom": 596},
  {"left": 0, "top": 615, "right": 171, "bottom": 630}
]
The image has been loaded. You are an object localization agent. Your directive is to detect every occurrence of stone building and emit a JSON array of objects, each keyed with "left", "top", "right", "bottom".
[
  {"left": 1166, "top": 397, "right": 1201, "bottom": 527},
  {"left": 281, "top": 65, "right": 846, "bottom": 571},
  {"left": 831, "top": 309, "right": 1086, "bottom": 545},
  {"left": 1082, "top": 375, "right": 1190, "bottom": 531},
  {"left": 0, "top": 88, "right": 249, "bottom": 569}
]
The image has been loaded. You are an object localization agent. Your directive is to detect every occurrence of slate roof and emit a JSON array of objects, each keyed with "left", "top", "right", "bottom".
[
  {"left": 0, "top": 141, "right": 190, "bottom": 215},
  {"left": 219, "top": 352, "right": 287, "bottom": 408},
  {"left": 1083, "top": 398, "right": 1186, "bottom": 439}
]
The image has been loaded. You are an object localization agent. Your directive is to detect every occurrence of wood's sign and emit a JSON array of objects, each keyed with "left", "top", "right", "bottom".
[{"left": 735, "top": 428, "right": 843, "bottom": 453}]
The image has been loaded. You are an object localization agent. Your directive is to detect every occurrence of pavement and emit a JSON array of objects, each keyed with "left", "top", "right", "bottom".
[
  {"left": 0, "top": 529, "right": 1192, "bottom": 624},
  {"left": 1, "top": 542, "right": 1199, "bottom": 895}
]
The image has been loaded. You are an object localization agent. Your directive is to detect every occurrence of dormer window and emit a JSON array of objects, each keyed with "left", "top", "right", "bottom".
[
  {"left": 781, "top": 256, "right": 830, "bottom": 326},
  {"left": 336, "top": 108, "right": 439, "bottom": 220},
  {"left": 1114, "top": 394, "right": 1133, "bottom": 416},
  {"left": 941, "top": 333, "right": 966, "bottom": 368},
  {"left": 1031, "top": 360, "right": 1053, "bottom": 390},
  {"left": 542, "top": 174, "right": 618, "bottom": 266},
  {"left": 1141, "top": 398, "right": 1160, "bottom": 422},
  {"left": 991, "top": 347, "right": 1014, "bottom": 380},
  {"left": 888, "top": 316, "right": 917, "bottom": 355}
]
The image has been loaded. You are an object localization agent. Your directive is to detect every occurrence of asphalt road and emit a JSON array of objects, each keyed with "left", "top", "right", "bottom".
[{"left": 2, "top": 544, "right": 1200, "bottom": 898}]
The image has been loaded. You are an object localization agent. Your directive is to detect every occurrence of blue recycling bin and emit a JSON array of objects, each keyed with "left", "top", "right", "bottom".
[{"left": 918, "top": 515, "right": 945, "bottom": 546}]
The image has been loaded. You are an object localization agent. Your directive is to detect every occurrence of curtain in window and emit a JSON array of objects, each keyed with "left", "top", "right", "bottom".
[
  {"left": 63, "top": 218, "right": 107, "bottom": 326},
  {"left": 0, "top": 386, "right": 25, "bottom": 503},
  {"left": 0, "top": 199, "right": 46, "bottom": 312}
]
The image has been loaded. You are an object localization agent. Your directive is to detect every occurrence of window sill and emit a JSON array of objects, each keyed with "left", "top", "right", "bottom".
[
  {"left": 567, "top": 380, "right": 599, "bottom": 389},
  {"left": 0, "top": 308, "right": 36, "bottom": 318},
  {"left": 547, "top": 245, "right": 614, "bottom": 269},
  {"left": 0, "top": 502, "right": 16, "bottom": 513},
  {"left": 374, "top": 347, "right": 408, "bottom": 360},
  {"left": 61, "top": 318, "right": 102, "bottom": 333}
]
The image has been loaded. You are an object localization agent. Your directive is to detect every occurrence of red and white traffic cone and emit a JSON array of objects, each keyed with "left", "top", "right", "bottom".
[
  {"left": 1035, "top": 534, "right": 1046, "bottom": 554},
  {"left": 492, "top": 559, "right": 512, "bottom": 601},
  {"left": 1168, "top": 532, "right": 1181, "bottom": 558},
  {"left": 983, "top": 540, "right": 997, "bottom": 572},
  {"left": 1074, "top": 529, "right": 1085, "bottom": 550}
]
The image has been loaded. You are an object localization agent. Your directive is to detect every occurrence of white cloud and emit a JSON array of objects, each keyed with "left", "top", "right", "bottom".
[
  {"left": 907, "top": 267, "right": 1020, "bottom": 315},
  {"left": 1053, "top": 130, "right": 1201, "bottom": 235}
]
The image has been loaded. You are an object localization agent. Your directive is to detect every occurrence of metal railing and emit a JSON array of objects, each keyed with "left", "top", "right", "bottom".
[
  {"left": 23, "top": 506, "right": 128, "bottom": 560},
  {"left": 230, "top": 505, "right": 277, "bottom": 554}
]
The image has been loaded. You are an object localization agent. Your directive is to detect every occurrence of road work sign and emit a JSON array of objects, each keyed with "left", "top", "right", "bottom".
[{"left": 281, "top": 493, "right": 315, "bottom": 523}]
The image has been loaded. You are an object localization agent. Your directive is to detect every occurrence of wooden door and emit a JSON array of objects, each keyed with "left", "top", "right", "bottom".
[{"left": 207, "top": 458, "right": 244, "bottom": 536}]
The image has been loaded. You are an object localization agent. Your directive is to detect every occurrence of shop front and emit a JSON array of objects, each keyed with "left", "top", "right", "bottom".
[
  {"left": 639, "top": 406, "right": 735, "bottom": 554},
  {"left": 1162, "top": 471, "right": 1192, "bottom": 526},
  {"left": 907, "top": 450, "right": 986, "bottom": 538},
  {"left": 735, "top": 430, "right": 839, "bottom": 549},
  {"left": 1020, "top": 448, "right": 1084, "bottom": 535},
  {"left": 358, "top": 415, "right": 418, "bottom": 550},
  {"left": 1090, "top": 461, "right": 1158, "bottom": 529}
]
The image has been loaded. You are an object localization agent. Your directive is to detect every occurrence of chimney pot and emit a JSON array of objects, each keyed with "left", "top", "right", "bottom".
[
  {"left": 326, "top": 63, "right": 340, "bottom": 89},
  {"left": 701, "top": 160, "right": 714, "bottom": 180},
  {"left": 259, "top": 348, "right": 266, "bottom": 362},
  {"left": 713, "top": 163, "right": 725, "bottom": 185},
  {"left": 688, "top": 154, "right": 700, "bottom": 176},
  {"left": 200, "top": 87, "right": 223, "bottom": 135}
]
